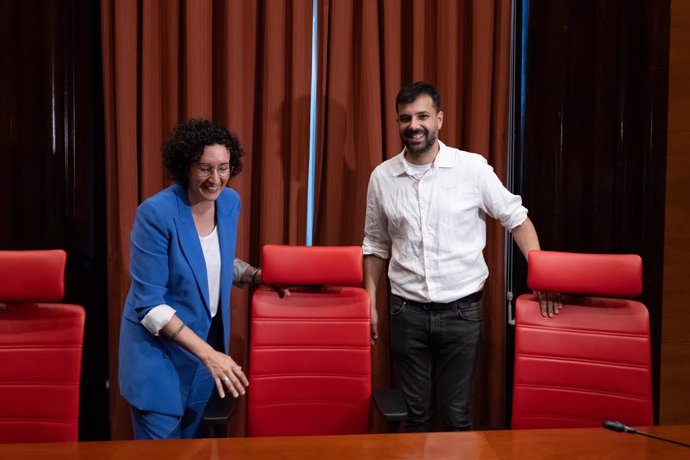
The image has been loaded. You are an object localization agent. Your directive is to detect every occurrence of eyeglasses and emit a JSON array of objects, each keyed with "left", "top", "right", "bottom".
[{"left": 195, "top": 163, "right": 231, "bottom": 178}]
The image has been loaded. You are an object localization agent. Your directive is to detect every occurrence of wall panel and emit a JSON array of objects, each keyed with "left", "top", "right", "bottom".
[{"left": 660, "top": 0, "right": 690, "bottom": 424}]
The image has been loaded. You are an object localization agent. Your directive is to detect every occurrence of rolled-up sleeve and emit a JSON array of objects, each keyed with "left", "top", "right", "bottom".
[
  {"left": 477, "top": 163, "right": 528, "bottom": 231},
  {"left": 232, "top": 257, "right": 250, "bottom": 287},
  {"left": 362, "top": 172, "right": 391, "bottom": 259},
  {"left": 141, "top": 304, "right": 176, "bottom": 335}
]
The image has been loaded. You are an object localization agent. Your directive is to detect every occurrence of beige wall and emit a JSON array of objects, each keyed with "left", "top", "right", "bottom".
[{"left": 661, "top": 0, "right": 690, "bottom": 424}]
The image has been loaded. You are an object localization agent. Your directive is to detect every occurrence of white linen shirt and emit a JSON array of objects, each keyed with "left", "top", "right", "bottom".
[{"left": 362, "top": 141, "right": 528, "bottom": 303}]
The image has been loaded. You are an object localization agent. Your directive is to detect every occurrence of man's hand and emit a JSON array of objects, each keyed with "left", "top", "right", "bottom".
[
  {"left": 536, "top": 291, "right": 562, "bottom": 318},
  {"left": 370, "top": 300, "right": 379, "bottom": 345},
  {"left": 363, "top": 254, "right": 386, "bottom": 346}
]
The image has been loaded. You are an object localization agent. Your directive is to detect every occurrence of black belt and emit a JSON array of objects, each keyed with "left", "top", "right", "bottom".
[{"left": 393, "top": 291, "right": 482, "bottom": 311}]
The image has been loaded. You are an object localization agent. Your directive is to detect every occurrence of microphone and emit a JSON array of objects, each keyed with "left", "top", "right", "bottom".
[
  {"left": 603, "top": 420, "right": 636, "bottom": 433},
  {"left": 602, "top": 420, "right": 690, "bottom": 449}
]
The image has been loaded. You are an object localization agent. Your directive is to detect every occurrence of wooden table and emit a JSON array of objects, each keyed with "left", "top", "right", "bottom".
[{"left": 2, "top": 425, "right": 689, "bottom": 459}]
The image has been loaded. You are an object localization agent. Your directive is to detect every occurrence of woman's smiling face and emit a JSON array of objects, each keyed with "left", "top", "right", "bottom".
[{"left": 186, "top": 144, "right": 231, "bottom": 205}]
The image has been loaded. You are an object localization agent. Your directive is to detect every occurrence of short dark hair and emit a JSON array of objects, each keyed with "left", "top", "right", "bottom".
[
  {"left": 163, "top": 119, "right": 244, "bottom": 189},
  {"left": 396, "top": 81, "right": 441, "bottom": 113}
]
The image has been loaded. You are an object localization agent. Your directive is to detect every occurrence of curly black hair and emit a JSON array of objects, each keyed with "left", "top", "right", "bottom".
[{"left": 163, "top": 119, "right": 244, "bottom": 189}]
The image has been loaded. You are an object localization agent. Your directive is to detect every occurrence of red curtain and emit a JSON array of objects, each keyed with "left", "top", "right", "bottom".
[{"left": 102, "top": 0, "right": 511, "bottom": 437}]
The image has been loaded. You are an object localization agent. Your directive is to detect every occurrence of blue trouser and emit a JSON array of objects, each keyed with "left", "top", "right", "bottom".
[
  {"left": 130, "top": 365, "right": 214, "bottom": 439},
  {"left": 131, "top": 312, "right": 225, "bottom": 439},
  {"left": 390, "top": 292, "right": 482, "bottom": 432}
]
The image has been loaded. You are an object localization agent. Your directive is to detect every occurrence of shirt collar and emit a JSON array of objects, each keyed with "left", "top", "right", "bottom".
[{"left": 390, "top": 140, "right": 455, "bottom": 176}]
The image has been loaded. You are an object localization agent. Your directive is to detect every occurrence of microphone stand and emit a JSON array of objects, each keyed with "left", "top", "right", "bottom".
[{"left": 603, "top": 421, "right": 690, "bottom": 449}]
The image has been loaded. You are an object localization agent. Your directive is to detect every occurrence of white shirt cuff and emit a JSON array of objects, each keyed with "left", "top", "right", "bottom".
[
  {"left": 362, "top": 240, "right": 390, "bottom": 260},
  {"left": 505, "top": 209, "right": 528, "bottom": 231},
  {"left": 141, "top": 304, "right": 177, "bottom": 336}
]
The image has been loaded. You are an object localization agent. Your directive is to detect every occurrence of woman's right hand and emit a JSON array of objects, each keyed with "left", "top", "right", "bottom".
[
  {"left": 201, "top": 349, "right": 249, "bottom": 399},
  {"left": 162, "top": 315, "right": 249, "bottom": 398}
]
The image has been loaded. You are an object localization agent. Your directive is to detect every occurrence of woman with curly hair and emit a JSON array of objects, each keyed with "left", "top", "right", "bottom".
[{"left": 119, "top": 119, "right": 260, "bottom": 439}]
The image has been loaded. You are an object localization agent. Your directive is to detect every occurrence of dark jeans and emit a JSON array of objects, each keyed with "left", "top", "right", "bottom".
[{"left": 390, "top": 292, "right": 482, "bottom": 432}]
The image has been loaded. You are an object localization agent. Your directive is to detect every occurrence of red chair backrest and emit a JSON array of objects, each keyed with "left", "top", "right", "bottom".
[
  {"left": 247, "top": 245, "right": 371, "bottom": 436},
  {"left": 512, "top": 251, "right": 652, "bottom": 429},
  {"left": 0, "top": 250, "right": 85, "bottom": 443}
]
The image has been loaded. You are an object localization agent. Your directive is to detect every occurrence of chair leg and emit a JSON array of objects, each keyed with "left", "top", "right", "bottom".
[
  {"left": 199, "top": 394, "right": 236, "bottom": 438},
  {"left": 210, "top": 422, "right": 228, "bottom": 438},
  {"left": 197, "top": 420, "right": 228, "bottom": 438}
]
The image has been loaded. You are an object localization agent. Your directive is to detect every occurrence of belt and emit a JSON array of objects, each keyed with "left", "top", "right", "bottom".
[{"left": 393, "top": 291, "right": 482, "bottom": 311}]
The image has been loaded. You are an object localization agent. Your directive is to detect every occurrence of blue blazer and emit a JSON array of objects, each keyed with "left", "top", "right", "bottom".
[{"left": 119, "top": 184, "right": 240, "bottom": 415}]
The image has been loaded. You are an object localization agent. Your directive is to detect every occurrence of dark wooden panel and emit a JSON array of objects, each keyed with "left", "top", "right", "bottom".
[
  {"left": 661, "top": 344, "right": 690, "bottom": 424},
  {"left": 0, "top": 0, "right": 108, "bottom": 440},
  {"left": 662, "top": 133, "right": 690, "bottom": 343},
  {"left": 511, "top": 0, "right": 670, "bottom": 423},
  {"left": 660, "top": 0, "right": 690, "bottom": 424}
]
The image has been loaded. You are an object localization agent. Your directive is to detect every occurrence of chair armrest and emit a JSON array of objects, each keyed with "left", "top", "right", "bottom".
[
  {"left": 373, "top": 389, "right": 407, "bottom": 422},
  {"left": 201, "top": 393, "right": 238, "bottom": 426}
]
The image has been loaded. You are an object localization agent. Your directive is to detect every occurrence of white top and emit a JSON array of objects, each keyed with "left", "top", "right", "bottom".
[
  {"left": 199, "top": 226, "right": 221, "bottom": 318},
  {"left": 404, "top": 158, "right": 432, "bottom": 180},
  {"left": 362, "top": 141, "right": 528, "bottom": 303},
  {"left": 141, "top": 226, "right": 229, "bottom": 336}
]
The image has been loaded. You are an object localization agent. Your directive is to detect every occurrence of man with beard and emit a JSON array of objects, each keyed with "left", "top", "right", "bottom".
[{"left": 362, "top": 81, "right": 559, "bottom": 432}]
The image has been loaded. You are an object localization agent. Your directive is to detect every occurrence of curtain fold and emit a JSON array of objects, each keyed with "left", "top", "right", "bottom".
[{"left": 102, "top": 0, "right": 511, "bottom": 438}]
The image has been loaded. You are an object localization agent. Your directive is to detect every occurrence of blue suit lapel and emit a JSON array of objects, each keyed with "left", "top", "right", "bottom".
[
  {"left": 216, "top": 192, "right": 234, "bottom": 353},
  {"left": 172, "top": 185, "right": 210, "bottom": 315}
]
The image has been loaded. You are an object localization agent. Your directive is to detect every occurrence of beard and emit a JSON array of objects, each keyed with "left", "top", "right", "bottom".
[{"left": 401, "top": 127, "right": 438, "bottom": 156}]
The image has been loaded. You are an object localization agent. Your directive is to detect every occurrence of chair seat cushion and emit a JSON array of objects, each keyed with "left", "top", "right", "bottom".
[
  {"left": 512, "top": 295, "right": 652, "bottom": 429},
  {"left": 0, "top": 303, "right": 85, "bottom": 443},
  {"left": 248, "top": 287, "right": 371, "bottom": 436}
]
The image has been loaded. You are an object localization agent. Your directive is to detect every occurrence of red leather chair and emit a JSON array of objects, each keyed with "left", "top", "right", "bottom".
[
  {"left": 511, "top": 250, "right": 653, "bottom": 429},
  {"left": 246, "top": 245, "right": 404, "bottom": 436},
  {"left": 0, "top": 250, "right": 85, "bottom": 442}
]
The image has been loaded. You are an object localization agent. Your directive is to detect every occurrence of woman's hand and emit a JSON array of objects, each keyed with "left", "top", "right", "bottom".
[
  {"left": 162, "top": 315, "right": 249, "bottom": 398},
  {"left": 267, "top": 284, "right": 291, "bottom": 298},
  {"left": 253, "top": 268, "right": 291, "bottom": 298},
  {"left": 201, "top": 350, "right": 249, "bottom": 399}
]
